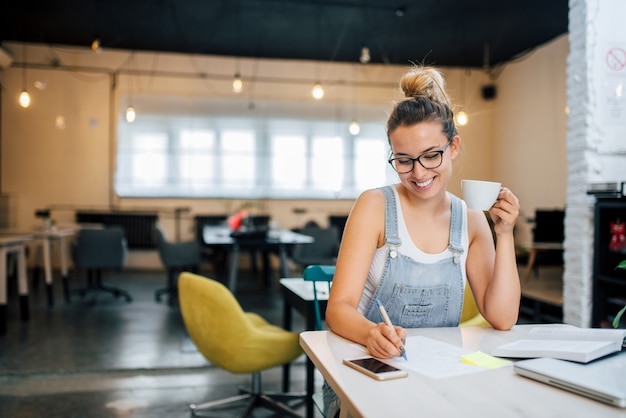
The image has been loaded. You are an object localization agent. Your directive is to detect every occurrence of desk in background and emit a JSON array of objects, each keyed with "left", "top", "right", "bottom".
[
  {"left": 300, "top": 326, "right": 626, "bottom": 418},
  {"left": 280, "top": 278, "right": 329, "bottom": 418},
  {"left": 31, "top": 227, "right": 76, "bottom": 306},
  {"left": 203, "top": 226, "right": 313, "bottom": 292},
  {"left": 523, "top": 241, "right": 564, "bottom": 282},
  {"left": 0, "top": 233, "right": 33, "bottom": 335}
]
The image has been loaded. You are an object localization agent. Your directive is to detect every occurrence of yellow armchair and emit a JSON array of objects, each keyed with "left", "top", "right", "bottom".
[
  {"left": 459, "top": 281, "right": 489, "bottom": 327},
  {"left": 178, "top": 272, "right": 305, "bottom": 417}
]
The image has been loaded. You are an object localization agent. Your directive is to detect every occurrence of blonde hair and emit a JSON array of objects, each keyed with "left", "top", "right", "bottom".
[
  {"left": 399, "top": 66, "right": 451, "bottom": 107},
  {"left": 386, "top": 65, "right": 456, "bottom": 142}
]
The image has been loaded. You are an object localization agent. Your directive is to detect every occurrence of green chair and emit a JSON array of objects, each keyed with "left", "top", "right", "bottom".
[
  {"left": 302, "top": 264, "right": 335, "bottom": 417},
  {"left": 302, "top": 264, "right": 335, "bottom": 331},
  {"left": 178, "top": 272, "right": 305, "bottom": 417}
]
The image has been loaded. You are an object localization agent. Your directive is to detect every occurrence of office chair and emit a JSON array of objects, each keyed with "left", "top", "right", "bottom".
[
  {"left": 291, "top": 225, "right": 340, "bottom": 272},
  {"left": 154, "top": 224, "right": 202, "bottom": 305},
  {"left": 69, "top": 226, "right": 132, "bottom": 302},
  {"left": 178, "top": 272, "right": 305, "bottom": 418}
]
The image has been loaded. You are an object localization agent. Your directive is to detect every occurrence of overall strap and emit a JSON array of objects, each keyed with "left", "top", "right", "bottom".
[
  {"left": 448, "top": 194, "right": 465, "bottom": 264},
  {"left": 380, "top": 186, "right": 402, "bottom": 252}
]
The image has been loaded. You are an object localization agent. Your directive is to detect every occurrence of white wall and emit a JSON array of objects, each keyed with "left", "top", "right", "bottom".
[{"left": 493, "top": 35, "right": 569, "bottom": 244}]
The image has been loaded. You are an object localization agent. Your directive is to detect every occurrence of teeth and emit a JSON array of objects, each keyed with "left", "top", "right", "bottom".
[{"left": 416, "top": 178, "right": 433, "bottom": 187}]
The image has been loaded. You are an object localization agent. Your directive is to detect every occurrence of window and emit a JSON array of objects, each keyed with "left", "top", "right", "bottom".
[{"left": 115, "top": 114, "right": 390, "bottom": 199}]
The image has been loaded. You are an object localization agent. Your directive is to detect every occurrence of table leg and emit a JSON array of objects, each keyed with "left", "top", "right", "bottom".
[
  {"left": 261, "top": 250, "right": 272, "bottom": 290},
  {"left": 278, "top": 244, "right": 290, "bottom": 279},
  {"left": 523, "top": 248, "right": 538, "bottom": 282},
  {"left": 17, "top": 246, "right": 29, "bottom": 321},
  {"left": 227, "top": 244, "right": 240, "bottom": 293},
  {"left": 282, "top": 300, "right": 293, "bottom": 392},
  {"left": 0, "top": 248, "right": 7, "bottom": 335},
  {"left": 306, "top": 357, "right": 315, "bottom": 418},
  {"left": 41, "top": 238, "right": 54, "bottom": 307},
  {"left": 59, "top": 237, "right": 70, "bottom": 303}
]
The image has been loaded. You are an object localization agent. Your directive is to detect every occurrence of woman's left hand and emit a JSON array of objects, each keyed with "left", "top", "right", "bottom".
[{"left": 489, "top": 187, "right": 520, "bottom": 235}]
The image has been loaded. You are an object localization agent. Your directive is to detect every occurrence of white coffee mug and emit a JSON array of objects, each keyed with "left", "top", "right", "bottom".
[{"left": 461, "top": 179, "right": 501, "bottom": 211}]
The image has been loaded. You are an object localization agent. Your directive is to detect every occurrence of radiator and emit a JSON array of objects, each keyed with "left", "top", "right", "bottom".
[{"left": 75, "top": 211, "right": 158, "bottom": 249}]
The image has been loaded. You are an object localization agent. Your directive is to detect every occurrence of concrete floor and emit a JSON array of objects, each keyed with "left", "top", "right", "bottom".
[
  {"left": 0, "top": 268, "right": 317, "bottom": 418},
  {"left": 0, "top": 260, "right": 550, "bottom": 418}
]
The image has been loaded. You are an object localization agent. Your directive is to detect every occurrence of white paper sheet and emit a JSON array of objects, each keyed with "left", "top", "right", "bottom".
[{"left": 349, "top": 336, "right": 503, "bottom": 379}]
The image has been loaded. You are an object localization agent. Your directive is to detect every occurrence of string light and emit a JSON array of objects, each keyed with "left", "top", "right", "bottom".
[
  {"left": 232, "top": 73, "right": 243, "bottom": 93},
  {"left": 349, "top": 120, "right": 360, "bottom": 135},
  {"left": 312, "top": 82, "right": 324, "bottom": 99},
  {"left": 125, "top": 106, "right": 136, "bottom": 123},
  {"left": 455, "top": 110, "right": 468, "bottom": 126},
  {"left": 19, "top": 90, "right": 31, "bottom": 108}
]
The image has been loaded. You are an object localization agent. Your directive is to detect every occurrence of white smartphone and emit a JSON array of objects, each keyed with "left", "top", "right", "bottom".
[{"left": 343, "top": 356, "right": 408, "bottom": 381}]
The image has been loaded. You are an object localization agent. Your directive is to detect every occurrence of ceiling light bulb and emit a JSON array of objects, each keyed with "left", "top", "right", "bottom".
[
  {"left": 455, "top": 110, "right": 469, "bottom": 126},
  {"left": 349, "top": 120, "right": 361, "bottom": 135},
  {"left": 232, "top": 74, "right": 243, "bottom": 93},
  {"left": 125, "top": 106, "right": 136, "bottom": 123},
  {"left": 91, "top": 38, "right": 102, "bottom": 54},
  {"left": 19, "top": 90, "right": 31, "bottom": 108},
  {"left": 312, "top": 83, "right": 324, "bottom": 100},
  {"left": 360, "top": 47, "right": 371, "bottom": 64}
]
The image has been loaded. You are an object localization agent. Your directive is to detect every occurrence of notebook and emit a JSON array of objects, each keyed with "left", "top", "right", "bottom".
[{"left": 513, "top": 350, "right": 626, "bottom": 408}]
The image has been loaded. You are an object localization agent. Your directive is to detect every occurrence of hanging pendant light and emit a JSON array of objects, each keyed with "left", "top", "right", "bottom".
[
  {"left": 19, "top": 90, "right": 31, "bottom": 108},
  {"left": 125, "top": 52, "right": 137, "bottom": 123},
  {"left": 232, "top": 73, "right": 243, "bottom": 93},
  {"left": 455, "top": 70, "right": 470, "bottom": 126},
  {"left": 312, "top": 82, "right": 324, "bottom": 99},
  {"left": 18, "top": 45, "right": 31, "bottom": 108},
  {"left": 125, "top": 106, "right": 136, "bottom": 123},
  {"left": 349, "top": 120, "right": 361, "bottom": 135},
  {"left": 455, "top": 110, "right": 468, "bottom": 126}
]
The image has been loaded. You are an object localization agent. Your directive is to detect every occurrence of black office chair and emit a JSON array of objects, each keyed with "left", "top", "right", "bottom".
[
  {"left": 291, "top": 224, "right": 340, "bottom": 272},
  {"left": 193, "top": 214, "right": 229, "bottom": 276},
  {"left": 154, "top": 224, "right": 202, "bottom": 305},
  {"left": 69, "top": 227, "right": 132, "bottom": 302}
]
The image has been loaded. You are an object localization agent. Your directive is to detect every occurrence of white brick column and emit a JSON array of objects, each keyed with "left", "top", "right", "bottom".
[{"left": 564, "top": 0, "right": 626, "bottom": 326}]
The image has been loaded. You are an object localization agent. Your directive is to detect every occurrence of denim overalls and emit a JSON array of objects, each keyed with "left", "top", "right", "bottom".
[{"left": 323, "top": 185, "right": 466, "bottom": 417}]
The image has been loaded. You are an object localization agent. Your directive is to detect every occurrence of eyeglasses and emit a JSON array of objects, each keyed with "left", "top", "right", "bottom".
[{"left": 388, "top": 141, "right": 451, "bottom": 174}]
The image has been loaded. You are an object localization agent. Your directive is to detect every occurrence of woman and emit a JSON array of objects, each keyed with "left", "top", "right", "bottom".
[{"left": 323, "top": 65, "right": 521, "bottom": 416}]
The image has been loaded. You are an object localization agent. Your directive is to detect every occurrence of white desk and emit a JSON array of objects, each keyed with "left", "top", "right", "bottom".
[
  {"left": 280, "top": 278, "right": 330, "bottom": 418},
  {"left": 0, "top": 233, "right": 34, "bottom": 335},
  {"left": 523, "top": 242, "right": 564, "bottom": 282},
  {"left": 203, "top": 226, "right": 313, "bottom": 292},
  {"left": 31, "top": 227, "right": 76, "bottom": 306},
  {"left": 300, "top": 326, "right": 626, "bottom": 418}
]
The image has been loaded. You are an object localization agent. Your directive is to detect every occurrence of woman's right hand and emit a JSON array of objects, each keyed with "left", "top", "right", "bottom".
[{"left": 366, "top": 323, "right": 407, "bottom": 359}]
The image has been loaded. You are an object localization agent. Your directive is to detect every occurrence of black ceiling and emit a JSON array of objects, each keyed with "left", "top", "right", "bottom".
[{"left": 1, "top": 0, "right": 569, "bottom": 68}]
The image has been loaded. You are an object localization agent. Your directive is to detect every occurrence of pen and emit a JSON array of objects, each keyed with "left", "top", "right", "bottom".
[{"left": 375, "top": 299, "right": 407, "bottom": 360}]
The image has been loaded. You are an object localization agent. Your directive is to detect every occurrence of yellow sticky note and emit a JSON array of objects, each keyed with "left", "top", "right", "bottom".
[{"left": 461, "top": 351, "right": 511, "bottom": 369}]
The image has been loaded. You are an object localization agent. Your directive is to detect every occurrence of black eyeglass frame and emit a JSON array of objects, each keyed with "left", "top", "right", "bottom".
[{"left": 387, "top": 140, "right": 452, "bottom": 174}]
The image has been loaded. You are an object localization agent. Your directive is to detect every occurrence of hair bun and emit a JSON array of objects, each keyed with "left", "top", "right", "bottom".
[{"left": 399, "top": 66, "right": 451, "bottom": 107}]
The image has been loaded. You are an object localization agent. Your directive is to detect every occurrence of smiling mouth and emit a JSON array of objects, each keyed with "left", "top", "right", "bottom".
[{"left": 414, "top": 177, "right": 434, "bottom": 188}]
